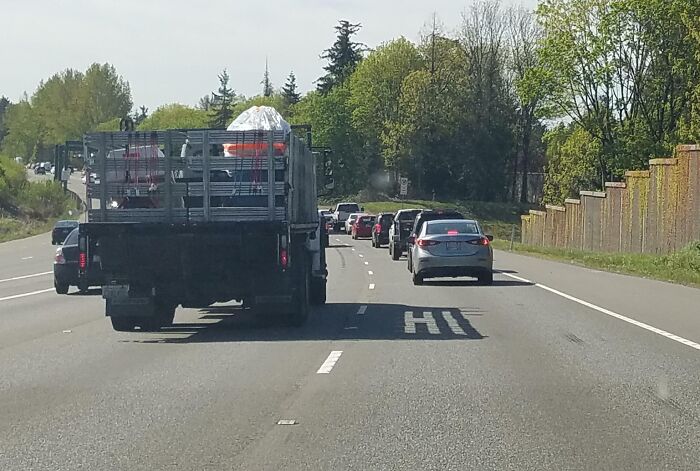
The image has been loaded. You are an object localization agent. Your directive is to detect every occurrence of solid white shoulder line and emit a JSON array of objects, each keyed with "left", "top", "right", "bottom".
[
  {"left": 0, "top": 288, "right": 55, "bottom": 302},
  {"left": 0, "top": 271, "right": 52, "bottom": 284},
  {"left": 501, "top": 272, "right": 700, "bottom": 352}
]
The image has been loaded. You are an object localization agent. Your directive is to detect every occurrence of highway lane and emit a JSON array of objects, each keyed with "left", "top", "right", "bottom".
[{"left": 1, "top": 232, "right": 699, "bottom": 470}]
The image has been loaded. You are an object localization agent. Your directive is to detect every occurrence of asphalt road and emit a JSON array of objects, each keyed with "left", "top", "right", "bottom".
[{"left": 1, "top": 230, "right": 700, "bottom": 470}]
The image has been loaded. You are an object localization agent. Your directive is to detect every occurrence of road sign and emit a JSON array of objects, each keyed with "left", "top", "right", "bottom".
[{"left": 400, "top": 177, "right": 409, "bottom": 196}]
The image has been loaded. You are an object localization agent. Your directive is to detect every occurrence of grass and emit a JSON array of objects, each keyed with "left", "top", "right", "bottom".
[
  {"left": 0, "top": 211, "right": 79, "bottom": 244},
  {"left": 492, "top": 239, "right": 700, "bottom": 288},
  {"left": 322, "top": 198, "right": 532, "bottom": 241}
]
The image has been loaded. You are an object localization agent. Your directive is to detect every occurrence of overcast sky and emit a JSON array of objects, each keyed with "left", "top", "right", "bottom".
[{"left": 1, "top": 0, "right": 537, "bottom": 111}]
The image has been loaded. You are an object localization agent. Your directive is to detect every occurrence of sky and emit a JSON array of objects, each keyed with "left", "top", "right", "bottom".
[{"left": 0, "top": 0, "right": 537, "bottom": 111}]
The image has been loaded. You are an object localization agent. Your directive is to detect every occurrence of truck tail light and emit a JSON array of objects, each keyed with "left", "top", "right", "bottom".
[
  {"left": 417, "top": 239, "right": 440, "bottom": 247},
  {"left": 280, "top": 248, "right": 288, "bottom": 270},
  {"left": 79, "top": 252, "right": 87, "bottom": 269}
]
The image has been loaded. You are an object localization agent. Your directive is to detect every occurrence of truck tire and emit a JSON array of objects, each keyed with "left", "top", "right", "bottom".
[
  {"left": 288, "top": 255, "right": 310, "bottom": 327},
  {"left": 111, "top": 316, "right": 138, "bottom": 332},
  {"left": 391, "top": 244, "right": 401, "bottom": 261},
  {"left": 54, "top": 280, "right": 69, "bottom": 295},
  {"left": 78, "top": 280, "right": 89, "bottom": 295},
  {"left": 310, "top": 276, "right": 327, "bottom": 305},
  {"left": 141, "top": 302, "right": 176, "bottom": 331}
]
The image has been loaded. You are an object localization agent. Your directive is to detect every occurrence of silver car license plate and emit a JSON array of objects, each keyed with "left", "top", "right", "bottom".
[{"left": 447, "top": 241, "right": 460, "bottom": 250}]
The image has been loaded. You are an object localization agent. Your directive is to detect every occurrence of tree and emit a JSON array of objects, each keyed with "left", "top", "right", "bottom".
[
  {"left": 139, "top": 104, "right": 209, "bottom": 130},
  {"left": 262, "top": 59, "right": 273, "bottom": 97},
  {"left": 457, "top": 0, "right": 516, "bottom": 201},
  {"left": 210, "top": 69, "right": 235, "bottom": 128},
  {"left": 0, "top": 96, "right": 10, "bottom": 148},
  {"left": 349, "top": 37, "right": 424, "bottom": 182},
  {"left": 198, "top": 94, "right": 213, "bottom": 111},
  {"left": 507, "top": 5, "right": 545, "bottom": 202},
  {"left": 133, "top": 105, "right": 148, "bottom": 126},
  {"left": 81, "top": 63, "right": 132, "bottom": 128},
  {"left": 317, "top": 21, "right": 366, "bottom": 94},
  {"left": 542, "top": 123, "right": 600, "bottom": 205},
  {"left": 1, "top": 100, "right": 42, "bottom": 161},
  {"left": 282, "top": 72, "right": 301, "bottom": 107}
]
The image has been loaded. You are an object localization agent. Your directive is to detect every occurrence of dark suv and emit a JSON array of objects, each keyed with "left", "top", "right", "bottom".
[
  {"left": 406, "top": 209, "right": 465, "bottom": 272},
  {"left": 372, "top": 212, "right": 394, "bottom": 248},
  {"left": 389, "top": 209, "right": 422, "bottom": 260}
]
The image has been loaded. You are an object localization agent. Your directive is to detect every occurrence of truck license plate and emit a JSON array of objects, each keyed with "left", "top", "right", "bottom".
[{"left": 102, "top": 284, "right": 129, "bottom": 300}]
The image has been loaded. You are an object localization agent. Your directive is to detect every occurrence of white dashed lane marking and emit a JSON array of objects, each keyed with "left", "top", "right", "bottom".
[
  {"left": 369, "top": 284, "right": 375, "bottom": 290},
  {"left": 0, "top": 271, "right": 52, "bottom": 284},
  {"left": 501, "top": 272, "right": 700, "bottom": 352},
  {"left": 364, "top": 262, "right": 369, "bottom": 265},
  {"left": 0, "top": 288, "right": 54, "bottom": 302},
  {"left": 317, "top": 351, "right": 343, "bottom": 374},
  {"left": 357, "top": 305, "right": 368, "bottom": 315}
]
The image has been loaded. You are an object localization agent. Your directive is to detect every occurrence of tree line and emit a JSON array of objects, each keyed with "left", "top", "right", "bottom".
[{"left": 2, "top": 0, "right": 700, "bottom": 205}]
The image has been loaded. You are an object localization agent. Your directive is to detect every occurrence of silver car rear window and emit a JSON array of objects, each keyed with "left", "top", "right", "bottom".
[{"left": 426, "top": 222, "right": 479, "bottom": 235}]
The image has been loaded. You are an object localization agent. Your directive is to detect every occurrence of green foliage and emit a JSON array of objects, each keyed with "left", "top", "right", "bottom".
[
  {"left": 94, "top": 117, "right": 121, "bottom": 131},
  {"left": 0, "top": 96, "right": 10, "bottom": 147},
  {"left": 1, "top": 63, "right": 131, "bottom": 162},
  {"left": 138, "top": 104, "right": 209, "bottom": 130},
  {"left": 317, "top": 21, "right": 366, "bottom": 94},
  {"left": 0, "top": 154, "right": 27, "bottom": 215},
  {"left": 536, "top": 0, "right": 700, "bottom": 184},
  {"left": 262, "top": 61, "right": 273, "bottom": 97},
  {"left": 18, "top": 180, "right": 72, "bottom": 220},
  {"left": 542, "top": 123, "right": 600, "bottom": 205}
]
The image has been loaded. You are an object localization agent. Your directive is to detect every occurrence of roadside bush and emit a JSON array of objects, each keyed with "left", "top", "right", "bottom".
[
  {"left": 18, "top": 180, "right": 73, "bottom": 220},
  {"left": 0, "top": 155, "right": 28, "bottom": 215}
]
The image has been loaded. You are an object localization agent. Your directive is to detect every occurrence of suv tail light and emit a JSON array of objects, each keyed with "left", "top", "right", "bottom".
[
  {"left": 79, "top": 252, "right": 87, "bottom": 269},
  {"left": 55, "top": 249, "right": 66, "bottom": 264},
  {"left": 417, "top": 239, "right": 440, "bottom": 247}
]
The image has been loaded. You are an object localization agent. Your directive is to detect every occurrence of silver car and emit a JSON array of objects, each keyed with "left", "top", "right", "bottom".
[{"left": 409, "top": 219, "right": 493, "bottom": 285}]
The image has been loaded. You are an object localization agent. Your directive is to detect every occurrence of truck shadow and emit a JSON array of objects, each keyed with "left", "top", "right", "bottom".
[{"left": 123, "top": 303, "right": 488, "bottom": 344}]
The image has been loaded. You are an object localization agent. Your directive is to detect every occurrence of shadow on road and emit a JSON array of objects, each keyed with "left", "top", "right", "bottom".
[
  {"left": 422, "top": 279, "right": 533, "bottom": 287},
  {"left": 122, "top": 302, "right": 488, "bottom": 344}
]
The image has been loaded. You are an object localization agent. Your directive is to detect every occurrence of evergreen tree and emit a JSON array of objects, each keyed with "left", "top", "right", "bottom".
[
  {"left": 210, "top": 69, "right": 235, "bottom": 128},
  {"left": 282, "top": 72, "right": 301, "bottom": 106},
  {"left": 198, "top": 94, "right": 212, "bottom": 111},
  {"left": 317, "top": 20, "right": 366, "bottom": 94},
  {"left": 262, "top": 59, "right": 273, "bottom": 97},
  {"left": 0, "top": 96, "right": 10, "bottom": 147}
]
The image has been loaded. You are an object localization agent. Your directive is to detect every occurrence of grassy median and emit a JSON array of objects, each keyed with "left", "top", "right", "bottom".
[{"left": 492, "top": 239, "right": 700, "bottom": 288}]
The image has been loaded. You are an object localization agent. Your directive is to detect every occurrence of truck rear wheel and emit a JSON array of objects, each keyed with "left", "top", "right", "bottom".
[
  {"left": 141, "top": 302, "right": 176, "bottom": 331},
  {"left": 111, "top": 316, "right": 138, "bottom": 332},
  {"left": 288, "top": 255, "right": 310, "bottom": 327},
  {"left": 310, "top": 276, "right": 327, "bottom": 305}
]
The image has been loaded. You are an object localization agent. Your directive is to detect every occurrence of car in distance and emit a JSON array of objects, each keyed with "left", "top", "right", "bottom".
[
  {"left": 409, "top": 219, "right": 493, "bottom": 286},
  {"left": 51, "top": 220, "right": 80, "bottom": 245},
  {"left": 352, "top": 214, "right": 376, "bottom": 240},
  {"left": 34, "top": 164, "right": 46, "bottom": 175},
  {"left": 372, "top": 212, "right": 394, "bottom": 248},
  {"left": 332, "top": 202, "right": 361, "bottom": 231},
  {"left": 407, "top": 209, "right": 465, "bottom": 271},
  {"left": 53, "top": 227, "right": 104, "bottom": 294},
  {"left": 318, "top": 210, "right": 333, "bottom": 246},
  {"left": 388, "top": 209, "right": 422, "bottom": 260},
  {"left": 345, "top": 213, "right": 363, "bottom": 234}
]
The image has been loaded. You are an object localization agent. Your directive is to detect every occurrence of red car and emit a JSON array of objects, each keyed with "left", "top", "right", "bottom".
[{"left": 352, "top": 215, "right": 376, "bottom": 239}]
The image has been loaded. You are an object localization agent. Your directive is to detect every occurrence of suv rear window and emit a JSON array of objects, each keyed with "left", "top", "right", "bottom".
[
  {"left": 397, "top": 210, "right": 421, "bottom": 221},
  {"left": 337, "top": 204, "right": 360, "bottom": 213}
]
